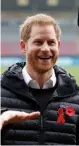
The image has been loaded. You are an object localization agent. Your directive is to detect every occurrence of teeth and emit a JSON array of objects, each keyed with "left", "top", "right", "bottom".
[
  {"left": 39, "top": 58, "right": 50, "bottom": 60},
  {"left": 38, "top": 56, "right": 52, "bottom": 59}
]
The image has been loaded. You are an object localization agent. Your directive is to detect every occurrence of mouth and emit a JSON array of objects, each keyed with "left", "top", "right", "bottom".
[{"left": 38, "top": 56, "right": 53, "bottom": 60}]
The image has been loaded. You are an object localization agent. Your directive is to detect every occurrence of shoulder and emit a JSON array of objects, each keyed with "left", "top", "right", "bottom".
[
  {"left": 54, "top": 65, "right": 79, "bottom": 87},
  {"left": 54, "top": 65, "right": 79, "bottom": 96}
]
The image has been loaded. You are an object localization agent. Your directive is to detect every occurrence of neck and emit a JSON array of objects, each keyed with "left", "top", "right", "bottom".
[{"left": 26, "top": 65, "right": 53, "bottom": 88}]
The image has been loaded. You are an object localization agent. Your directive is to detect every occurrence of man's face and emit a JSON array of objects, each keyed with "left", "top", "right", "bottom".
[{"left": 21, "top": 25, "right": 60, "bottom": 73}]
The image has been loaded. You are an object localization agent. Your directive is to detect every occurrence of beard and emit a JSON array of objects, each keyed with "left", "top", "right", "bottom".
[
  {"left": 35, "top": 63, "right": 53, "bottom": 74},
  {"left": 27, "top": 58, "right": 53, "bottom": 74},
  {"left": 26, "top": 52, "right": 58, "bottom": 74}
]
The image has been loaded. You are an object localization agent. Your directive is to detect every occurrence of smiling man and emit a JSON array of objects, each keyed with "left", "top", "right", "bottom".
[
  {"left": 20, "top": 22, "right": 60, "bottom": 88},
  {"left": 1, "top": 14, "right": 79, "bottom": 145}
]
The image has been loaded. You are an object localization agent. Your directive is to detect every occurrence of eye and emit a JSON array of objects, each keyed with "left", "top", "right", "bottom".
[
  {"left": 34, "top": 40, "right": 42, "bottom": 45},
  {"left": 48, "top": 41, "right": 56, "bottom": 45}
]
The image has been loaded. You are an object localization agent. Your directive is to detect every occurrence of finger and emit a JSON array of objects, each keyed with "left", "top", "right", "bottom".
[{"left": 24, "top": 111, "right": 40, "bottom": 120}]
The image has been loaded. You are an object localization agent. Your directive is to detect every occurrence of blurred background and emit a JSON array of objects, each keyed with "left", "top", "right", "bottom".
[{"left": 1, "top": 0, "right": 79, "bottom": 84}]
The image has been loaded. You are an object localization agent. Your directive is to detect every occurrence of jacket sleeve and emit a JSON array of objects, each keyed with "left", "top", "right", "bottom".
[{"left": 0, "top": 108, "right": 9, "bottom": 115}]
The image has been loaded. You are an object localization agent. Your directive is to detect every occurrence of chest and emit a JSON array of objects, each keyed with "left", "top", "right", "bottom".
[{"left": 1, "top": 91, "right": 79, "bottom": 145}]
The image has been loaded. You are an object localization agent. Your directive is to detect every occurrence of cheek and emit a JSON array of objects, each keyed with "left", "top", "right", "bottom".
[
  {"left": 52, "top": 47, "right": 59, "bottom": 56},
  {"left": 54, "top": 50, "right": 59, "bottom": 60},
  {"left": 56, "top": 49, "right": 59, "bottom": 56},
  {"left": 52, "top": 48, "right": 59, "bottom": 63},
  {"left": 27, "top": 50, "right": 36, "bottom": 61}
]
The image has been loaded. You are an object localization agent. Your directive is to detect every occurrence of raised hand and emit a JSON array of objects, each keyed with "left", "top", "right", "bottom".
[{"left": 0, "top": 110, "right": 40, "bottom": 129}]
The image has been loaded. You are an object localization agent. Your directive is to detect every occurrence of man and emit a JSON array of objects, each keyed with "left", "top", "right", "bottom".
[{"left": 1, "top": 14, "right": 79, "bottom": 145}]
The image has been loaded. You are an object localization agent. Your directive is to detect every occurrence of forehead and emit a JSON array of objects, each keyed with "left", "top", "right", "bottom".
[{"left": 30, "top": 24, "right": 56, "bottom": 39}]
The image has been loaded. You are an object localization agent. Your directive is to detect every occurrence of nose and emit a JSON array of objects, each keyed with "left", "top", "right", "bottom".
[{"left": 41, "top": 42, "right": 50, "bottom": 52}]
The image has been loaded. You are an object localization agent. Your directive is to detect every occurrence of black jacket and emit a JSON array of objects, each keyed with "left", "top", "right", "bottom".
[{"left": 1, "top": 62, "right": 79, "bottom": 145}]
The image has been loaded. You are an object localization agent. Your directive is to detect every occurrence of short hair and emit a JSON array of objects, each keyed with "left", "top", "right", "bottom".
[{"left": 20, "top": 13, "right": 61, "bottom": 42}]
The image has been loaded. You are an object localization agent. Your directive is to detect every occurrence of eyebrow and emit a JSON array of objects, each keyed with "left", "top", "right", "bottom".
[{"left": 33, "top": 38, "right": 56, "bottom": 41}]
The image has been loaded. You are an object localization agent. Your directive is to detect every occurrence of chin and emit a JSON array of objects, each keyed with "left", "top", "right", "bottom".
[{"left": 36, "top": 67, "right": 52, "bottom": 73}]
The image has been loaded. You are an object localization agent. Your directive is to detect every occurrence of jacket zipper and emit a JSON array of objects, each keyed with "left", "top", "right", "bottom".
[
  {"left": 41, "top": 114, "right": 43, "bottom": 130},
  {"left": 39, "top": 111, "right": 44, "bottom": 145}
]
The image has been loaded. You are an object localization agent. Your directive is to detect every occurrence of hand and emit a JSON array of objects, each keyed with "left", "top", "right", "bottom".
[{"left": 0, "top": 110, "right": 40, "bottom": 129}]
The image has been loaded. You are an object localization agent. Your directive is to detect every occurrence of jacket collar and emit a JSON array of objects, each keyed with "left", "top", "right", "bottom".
[
  {"left": 22, "top": 65, "right": 56, "bottom": 89},
  {"left": 1, "top": 62, "right": 79, "bottom": 99}
]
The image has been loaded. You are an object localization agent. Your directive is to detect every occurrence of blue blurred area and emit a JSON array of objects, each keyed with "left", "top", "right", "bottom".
[{"left": 1, "top": 56, "right": 79, "bottom": 67}]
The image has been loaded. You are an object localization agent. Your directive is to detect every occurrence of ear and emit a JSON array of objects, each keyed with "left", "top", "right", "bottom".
[
  {"left": 20, "top": 40, "right": 26, "bottom": 53},
  {"left": 58, "top": 41, "right": 60, "bottom": 48}
]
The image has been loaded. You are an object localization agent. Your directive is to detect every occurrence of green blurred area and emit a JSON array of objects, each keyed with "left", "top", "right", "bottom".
[
  {"left": 1, "top": 66, "right": 79, "bottom": 85},
  {"left": 65, "top": 66, "right": 79, "bottom": 85}
]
